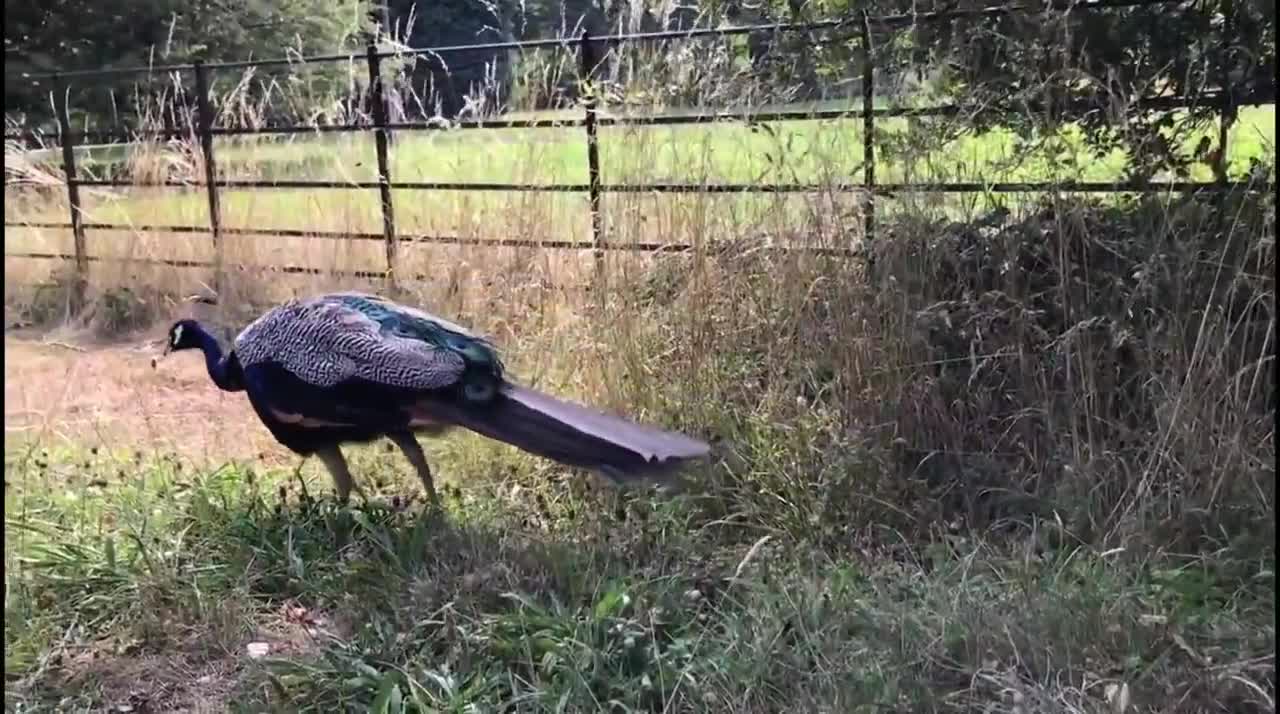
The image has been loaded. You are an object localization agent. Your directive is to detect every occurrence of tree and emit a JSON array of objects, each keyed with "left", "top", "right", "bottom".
[
  {"left": 5, "top": 0, "right": 373, "bottom": 131},
  {"left": 678, "top": 0, "right": 1275, "bottom": 179},
  {"left": 913, "top": 0, "right": 1276, "bottom": 179}
]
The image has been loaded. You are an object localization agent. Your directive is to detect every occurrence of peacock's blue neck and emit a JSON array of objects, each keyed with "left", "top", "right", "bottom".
[{"left": 193, "top": 326, "right": 244, "bottom": 392}]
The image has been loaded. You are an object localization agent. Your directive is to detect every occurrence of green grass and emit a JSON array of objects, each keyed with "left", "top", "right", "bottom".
[
  {"left": 36, "top": 104, "right": 1278, "bottom": 184},
  {"left": 8, "top": 105, "right": 1273, "bottom": 242},
  {"left": 5, "top": 446, "right": 1275, "bottom": 712},
  {"left": 272, "top": 104, "right": 1270, "bottom": 186}
]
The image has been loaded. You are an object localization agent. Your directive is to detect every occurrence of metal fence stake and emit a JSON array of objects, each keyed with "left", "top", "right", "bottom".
[
  {"left": 1215, "top": 0, "right": 1237, "bottom": 188},
  {"left": 366, "top": 43, "right": 398, "bottom": 286},
  {"left": 53, "top": 74, "right": 88, "bottom": 312},
  {"left": 193, "top": 62, "right": 224, "bottom": 297},
  {"left": 580, "top": 30, "right": 606, "bottom": 292},
  {"left": 860, "top": 12, "right": 876, "bottom": 245}
]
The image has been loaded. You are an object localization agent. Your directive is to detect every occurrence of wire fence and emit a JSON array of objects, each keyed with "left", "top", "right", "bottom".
[{"left": 3, "top": 0, "right": 1274, "bottom": 307}]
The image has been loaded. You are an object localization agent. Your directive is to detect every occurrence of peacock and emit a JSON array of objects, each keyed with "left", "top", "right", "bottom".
[{"left": 157, "top": 291, "right": 710, "bottom": 504}]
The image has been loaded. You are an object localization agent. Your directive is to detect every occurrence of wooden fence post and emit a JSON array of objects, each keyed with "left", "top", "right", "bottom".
[
  {"left": 53, "top": 74, "right": 88, "bottom": 312},
  {"left": 192, "top": 62, "right": 224, "bottom": 297},
  {"left": 580, "top": 30, "right": 605, "bottom": 289},
  {"left": 365, "top": 43, "right": 398, "bottom": 285},
  {"left": 860, "top": 12, "right": 876, "bottom": 245}
]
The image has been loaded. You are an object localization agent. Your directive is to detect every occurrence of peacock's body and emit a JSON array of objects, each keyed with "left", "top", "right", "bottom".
[{"left": 160, "top": 291, "right": 709, "bottom": 502}]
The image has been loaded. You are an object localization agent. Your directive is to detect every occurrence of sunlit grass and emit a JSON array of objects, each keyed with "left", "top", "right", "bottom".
[{"left": 14, "top": 105, "right": 1273, "bottom": 201}]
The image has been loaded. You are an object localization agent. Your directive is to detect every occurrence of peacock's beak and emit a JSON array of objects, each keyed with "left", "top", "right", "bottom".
[{"left": 153, "top": 341, "right": 173, "bottom": 369}]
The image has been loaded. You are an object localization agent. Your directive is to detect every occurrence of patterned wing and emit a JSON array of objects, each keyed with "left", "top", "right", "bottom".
[
  {"left": 233, "top": 295, "right": 469, "bottom": 390},
  {"left": 324, "top": 291, "right": 481, "bottom": 338},
  {"left": 322, "top": 292, "right": 504, "bottom": 376}
]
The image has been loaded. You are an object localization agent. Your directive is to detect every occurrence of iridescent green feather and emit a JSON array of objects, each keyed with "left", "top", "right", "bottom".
[{"left": 332, "top": 293, "right": 505, "bottom": 383}]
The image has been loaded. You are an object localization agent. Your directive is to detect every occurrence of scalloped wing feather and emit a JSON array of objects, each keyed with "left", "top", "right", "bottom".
[
  {"left": 234, "top": 295, "right": 468, "bottom": 390},
  {"left": 325, "top": 291, "right": 482, "bottom": 338}
]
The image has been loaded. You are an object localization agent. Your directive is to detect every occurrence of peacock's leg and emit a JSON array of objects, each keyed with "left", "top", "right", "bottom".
[
  {"left": 387, "top": 431, "right": 438, "bottom": 505},
  {"left": 290, "top": 457, "right": 313, "bottom": 503},
  {"left": 314, "top": 446, "right": 361, "bottom": 503}
]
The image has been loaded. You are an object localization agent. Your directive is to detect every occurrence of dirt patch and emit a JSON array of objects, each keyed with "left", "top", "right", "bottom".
[
  {"left": 40, "top": 602, "right": 352, "bottom": 713},
  {"left": 53, "top": 648, "right": 241, "bottom": 714},
  {"left": 4, "top": 329, "right": 290, "bottom": 466}
]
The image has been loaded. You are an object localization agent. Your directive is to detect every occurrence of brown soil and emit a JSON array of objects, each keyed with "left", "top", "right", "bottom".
[
  {"left": 44, "top": 601, "right": 351, "bottom": 713},
  {"left": 4, "top": 329, "right": 290, "bottom": 466}
]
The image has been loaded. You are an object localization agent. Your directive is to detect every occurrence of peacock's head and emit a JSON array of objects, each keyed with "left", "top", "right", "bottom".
[{"left": 163, "top": 319, "right": 204, "bottom": 356}]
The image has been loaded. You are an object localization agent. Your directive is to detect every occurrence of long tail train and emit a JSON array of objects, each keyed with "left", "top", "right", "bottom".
[{"left": 413, "top": 384, "right": 711, "bottom": 481}]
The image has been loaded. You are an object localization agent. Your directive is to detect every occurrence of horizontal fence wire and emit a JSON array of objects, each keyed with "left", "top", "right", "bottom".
[
  {"left": 47, "top": 179, "right": 1275, "bottom": 193},
  {"left": 5, "top": 239, "right": 858, "bottom": 264},
  {"left": 5, "top": 247, "right": 866, "bottom": 282},
  {"left": 2, "top": 222, "right": 695, "bottom": 253},
  {"left": 5, "top": 251, "right": 395, "bottom": 281},
  {"left": 2, "top": 223, "right": 862, "bottom": 258},
  {"left": 8, "top": 0, "right": 1179, "bottom": 81}
]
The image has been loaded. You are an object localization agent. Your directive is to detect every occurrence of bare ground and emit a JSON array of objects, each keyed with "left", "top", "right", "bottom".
[
  {"left": 4, "top": 329, "right": 290, "bottom": 466},
  {"left": 26, "top": 598, "right": 352, "bottom": 713}
]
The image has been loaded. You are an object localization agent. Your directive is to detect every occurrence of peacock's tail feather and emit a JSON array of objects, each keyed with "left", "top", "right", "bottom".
[{"left": 409, "top": 383, "right": 710, "bottom": 480}]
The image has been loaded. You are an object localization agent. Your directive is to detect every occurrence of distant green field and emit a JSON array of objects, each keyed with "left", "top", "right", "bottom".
[
  {"left": 5, "top": 104, "right": 1274, "bottom": 256},
  {"left": 27, "top": 104, "right": 1274, "bottom": 184},
  {"left": 38, "top": 103, "right": 1273, "bottom": 185}
]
